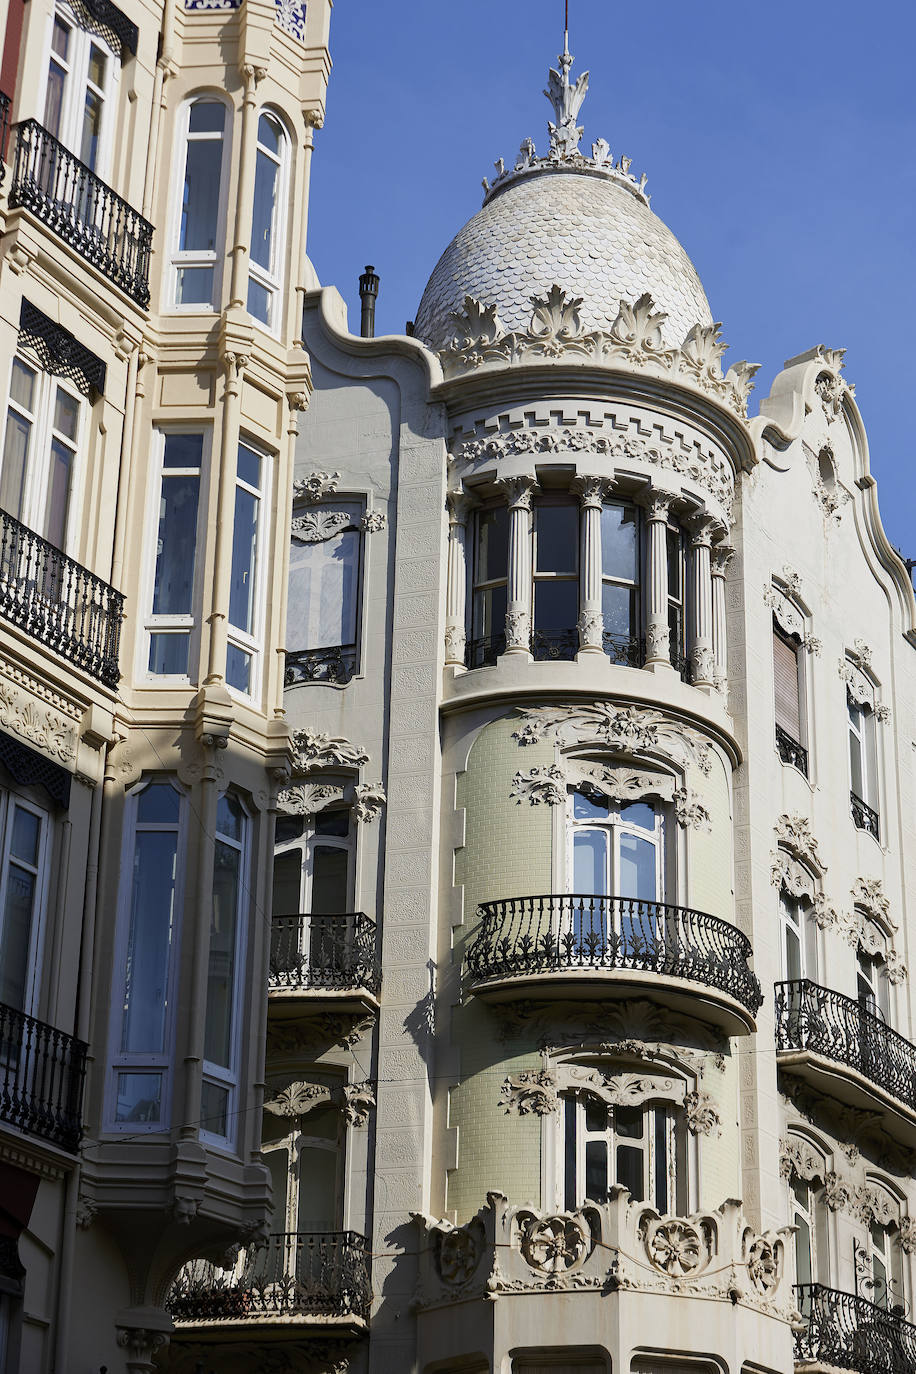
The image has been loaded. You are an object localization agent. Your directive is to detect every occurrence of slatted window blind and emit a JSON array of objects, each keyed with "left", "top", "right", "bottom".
[{"left": 773, "top": 628, "right": 801, "bottom": 743}]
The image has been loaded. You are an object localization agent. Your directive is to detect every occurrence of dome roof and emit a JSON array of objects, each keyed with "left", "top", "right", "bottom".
[{"left": 414, "top": 168, "right": 713, "bottom": 356}]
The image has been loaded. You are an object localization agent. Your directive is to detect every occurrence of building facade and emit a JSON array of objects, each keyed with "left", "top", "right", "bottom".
[{"left": 0, "top": 0, "right": 331, "bottom": 1367}]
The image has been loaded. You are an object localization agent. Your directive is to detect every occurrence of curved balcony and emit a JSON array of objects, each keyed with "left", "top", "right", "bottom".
[
  {"left": 775, "top": 979, "right": 916, "bottom": 1141},
  {"left": 465, "top": 894, "right": 761, "bottom": 1033},
  {"left": 168, "top": 1231, "right": 370, "bottom": 1339},
  {"left": 794, "top": 1284, "right": 916, "bottom": 1374},
  {"left": 268, "top": 913, "right": 381, "bottom": 1020}
]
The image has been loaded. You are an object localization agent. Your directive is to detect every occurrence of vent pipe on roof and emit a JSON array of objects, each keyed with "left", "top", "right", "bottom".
[{"left": 358, "top": 265, "right": 379, "bottom": 338}]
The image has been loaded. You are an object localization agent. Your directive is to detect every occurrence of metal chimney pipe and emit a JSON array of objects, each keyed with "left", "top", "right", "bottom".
[{"left": 358, "top": 265, "right": 379, "bottom": 338}]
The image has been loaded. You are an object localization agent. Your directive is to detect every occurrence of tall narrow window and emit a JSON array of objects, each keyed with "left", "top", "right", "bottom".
[
  {"left": 857, "top": 946, "right": 890, "bottom": 1024},
  {"left": 667, "top": 523, "right": 685, "bottom": 670},
  {"left": 171, "top": 99, "right": 229, "bottom": 309},
  {"left": 568, "top": 788, "right": 664, "bottom": 958},
  {"left": 1, "top": 356, "right": 82, "bottom": 551},
  {"left": 779, "top": 888, "right": 816, "bottom": 984},
  {"left": 110, "top": 781, "right": 183, "bottom": 1128},
  {"left": 848, "top": 696, "right": 879, "bottom": 838},
  {"left": 532, "top": 499, "right": 578, "bottom": 660},
  {"left": 201, "top": 794, "right": 247, "bottom": 1145},
  {"left": 262, "top": 1100, "right": 343, "bottom": 1234},
  {"left": 774, "top": 623, "right": 807, "bottom": 774},
  {"left": 469, "top": 505, "right": 508, "bottom": 668},
  {"left": 42, "top": 7, "right": 116, "bottom": 175},
  {"left": 247, "top": 112, "right": 288, "bottom": 331},
  {"left": 790, "top": 1169, "right": 829, "bottom": 1306},
  {"left": 145, "top": 432, "right": 204, "bottom": 678},
  {"left": 226, "top": 441, "right": 266, "bottom": 696},
  {"left": 0, "top": 794, "right": 49, "bottom": 1014},
  {"left": 271, "top": 807, "right": 355, "bottom": 985},
  {"left": 563, "top": 1093, "right": 686, "bottom": 1214},
  {"left": 868, "top": 1208, "right": 905, "bottom": 1312},
  {"left": 601, "top": 500, "right": 639, "bottom": 664},
  {"left": 286, "top": 503, "right": 362, "bottom": 684}
]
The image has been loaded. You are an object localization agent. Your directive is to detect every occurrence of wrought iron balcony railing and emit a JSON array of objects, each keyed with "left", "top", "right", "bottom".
[
  {"left": 465, "top": 631, "right": 506, "bottom": 669},
  {"left": 465, "top": 894, "right": 762, "bottom": 1014},
  {"left": 168, "top": 1231, "right": 371, "bottom": 1326},
  {"left": 794, "top": 1284, "right": 916, "bottom": 1374},
  {"left": 269, "top": 913, "right": 381, "bottom": 997},
  {"left": 851, "top": 790, "right": 880, "bottom": 841},
  {"left": 602, "top": 631, "right": 645, "bottom": 667},
  {"left": 0, "top": 92, "right": 10, "bottom": 188},
  {"left": 776, "top": 723, "right": 809, "bottom": 776},
  {"left": 775, "top": 979, "right": 916, "bottom": 1115},
  {"left": 8, "top": 120, "right": 152, "bottom": 307},
  {"left": 0, "top": 508, "right": 122, "bottom": 686},
  {"left": 285, "top": 643, "right": 357, "bottom": 686},
  {"left": 0, "top": 1001, "right": 86, "bottom": 1153},
  {"left": 530, "top": 626, "right": 578, "bottom": 661}
]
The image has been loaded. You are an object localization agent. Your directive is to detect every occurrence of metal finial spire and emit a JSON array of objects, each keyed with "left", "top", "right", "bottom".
[{"left": 544, "top": 27, "right": 589, "bottom": 158}]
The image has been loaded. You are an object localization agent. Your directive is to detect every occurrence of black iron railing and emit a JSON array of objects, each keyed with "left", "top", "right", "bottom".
[
  {"left": 851, "top": 791, "right": 880, "bottom": 841},
  {"left": 0, "top": 93, "right": 11, "bottom": 188},
  {"left": 775, "top": 979, "right": 916, "bottom": 1113},
  {"left": 285, "top": 644, "right": 357, "bottom": 686},
  {"left": 168, "top": 1232, "right": 371, "bottom": 1324},
  {"left": 0, "top": 1001, "right": 86, "bottom": 1153},
  {"left": 602, "top": 631, "right": 645, "bottom": 667},
  {"left": 531, "top": 627, "right": 578, "bottom": 661},
  {"left": 794, "top": 1284, "right": 916, "bottom": 1374},
  {"left": 466, "top": 894, "right": 762, "bottom": 1014},
  {"left": 669, "top": 645, "right": 694, "bottom": 683},
  {"left": 776, "top": 724, "right": 808, "bottom": 776},
  {"left": 0, "top": 509, "right": 122, "bottom": 686},
  {"left": 9, "top": 120, "right": 152, "bottom": 306},
  {"left": 269, "top": 913, "right": 381, "bottom": 997},
  {"left": 465, "top": 632, "right": 506, "bottom": 669}
]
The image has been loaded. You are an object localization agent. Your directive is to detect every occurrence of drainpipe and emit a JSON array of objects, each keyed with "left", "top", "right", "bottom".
[{"left": 358, "top": 265, "right": 379, "bottom": 338}]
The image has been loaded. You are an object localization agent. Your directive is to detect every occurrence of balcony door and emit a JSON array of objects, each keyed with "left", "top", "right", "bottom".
[
  {"left": 272, "top": 808, "right": 354, "bottom": 981},
  {"left": 568, "top": 790, "right": 663, "bottom": 958},
  {"left": 42, "top": 6, "right": 117, "bottom": 174}
]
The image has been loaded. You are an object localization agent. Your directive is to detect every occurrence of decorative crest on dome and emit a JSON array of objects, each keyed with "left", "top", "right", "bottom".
[{"left": 545, "top": 39, "right": 589, "bottom": 158}]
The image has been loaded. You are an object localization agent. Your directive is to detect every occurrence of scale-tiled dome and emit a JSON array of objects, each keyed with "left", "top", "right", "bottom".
[{"left": 414, "top": 169, "right": 713, "bottom": 355}]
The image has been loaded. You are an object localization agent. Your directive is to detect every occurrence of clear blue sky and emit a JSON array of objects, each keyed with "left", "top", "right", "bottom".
[{"left": 307, "top": 1, "right": 916, "bottom": 559}]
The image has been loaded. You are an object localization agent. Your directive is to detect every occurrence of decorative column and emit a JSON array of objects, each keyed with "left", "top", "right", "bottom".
[
  {"left": 572, "top": 476, "right": 610, "bottom": 655},
  {"left": 496, "top": 475, "right": 539, "bottom": 654},
  {"left": 444, "top": 489, "right": 474, "bottom": 667},
  {"left": 644, "top": 488, "right": 675, "bottom": 669},
  {"left": 711, "top": 543, "right": 734, "bottom": 691},
  {"left": 688, "top": 516, "right": 717, "bottom": 688}
]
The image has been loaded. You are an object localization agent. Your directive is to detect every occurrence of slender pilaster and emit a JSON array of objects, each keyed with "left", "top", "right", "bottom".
[
  {"left": 445, "top": 489, "right": 474, "bottom": 667},
  {"left": 644, "top": 488, "right": 675, "bottom": 669},
  {"left": 572, "top": 476, "right": 611, "bottom": 655},
  {"left": 711, "top": 542, "right": 734, "bottom": 691},
  {"left": 496, "top": 475, "right": 538, "bottom": 653},
  {"left": 689, "top": 516, "right": 717, "bottom": 688}
]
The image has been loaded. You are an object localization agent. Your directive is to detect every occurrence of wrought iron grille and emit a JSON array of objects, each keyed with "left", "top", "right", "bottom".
[
  {"left": 19, "top": 300, "right": 106, "bottom": 398},
  {"left": 269, "top": 913, "right": 381, "bottom": 996},
  {"left": 285, "top": 644, "right": 357, "bottom": 686},
  {"left": 466, "top": 894, "right": 762, "bottom": 1014},
  {"left": 168, "top": 1232, "right": 371, "bottom": 1324},
  {"left": 9, "top": 121, "right": 152, "bottom": 307},
  {"left": 602, "top": 631, "right": 645, "bottom": 667},
  {"left": 0, "top": 92, "right": 10, "bottom": 188},
  {"left": 776, "top": 723, "right": 809, "bottom": 776},
  {"left": 775, "top": 979, "right": 916, "bottom": 1113},
  {"left": 851, "top": 791, "right": 880, "bottom": 841},
  {"left": 794, "top": 1284, "right": 916, "bottom": 1374},
  {"left": 670, "top": 645, "right": 694, "bottom": 683},
  {"left": 0, "top": 508, "right": 123, "bottom": 686},
  {"left": 530, "top": 627, "right": 578, "bottom": 661},
  {"left": 69, "top": 0, "right": 138, "bottom": 56},
  {"left": 465, "top": 632, "right": 506, "bottom": 669},
  {"left": 0, "top": 1000, "right": 86, "bottom": 1153}
]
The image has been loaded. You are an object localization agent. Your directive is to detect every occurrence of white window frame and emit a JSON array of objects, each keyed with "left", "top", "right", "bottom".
[
  {"left": 166, "top": 94, "right": 233, "bottom": 313},
  {"left": 789, "top": 1164, "right": 829, "bottom": 1290},
  {"left": 40, "top": 2, "right": 118, "bottom": 177},
  {"left": 274, "top": 804, "right": 356, "bottom": 913},
  {"left": 286, "top": 500, "right": 364, "bottom": 662},
  {"left": 140, "top": 428, "right": 209, "bottom": 685},
  {"left": 567, "top": 787, "right": 666, "bottom": 903},
  {"left": 848, "top": 694, "right": 878, "bottom": 814},
  {"left": 200, "top": 792, "right": 250, "bottom": 1151},
  {"left": 262, "top": 1098, "right": 345, "bottom": 1235},
  {"left": 105, "top": 777, "right": 189, "bottom": 1134},
  {"left": 559, "top": 1091, "right": 685, "bottom": 1214},
  {"left": 225, "top": 438, "right": 271, "bottom": 703},
  {"left": 0, "top": 788, "right": 52, "bottom": 1017},
  {"left": 863, "top": 1184, "right": 905, "bottom": 1313},
  {"left": 246, "top": 109, "right": 290, "bottom": 335},
  {"left": 1, "top": 353, "right": 85, "bottom": 554},
  {"left": 779, "top": 886, "right": 817, "bottom": 984}
]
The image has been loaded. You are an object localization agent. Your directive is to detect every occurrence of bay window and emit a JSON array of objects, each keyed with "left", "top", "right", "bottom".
[
  {"left": 286, "top": 503, "right": 362, "bottom": 684},
  {"left": 600, "top": 500, "right": 640, "bottom": 663},
  {"left": 1, "top": 356, "right": 82, "bottom": 551},
  {"left": 247, "top": 112, "right": 289, "bottom": 331},
  {"left": 42, "top": 5, "right": 117, "bottom": 175},
  {"left": 562, "top": 1092, "right": 686, "bottom": 1213},
  {"left": 226, "top": 441, "right": 267, "bottom": 696},
  {"left": 532, "top": 499, "right": 578, "bottom": 659},
  {"left": 171, "top": 98, "right": 230, "bottom": 309},
  {"left": 469, "top": 504, "right": 508, "bottom": 668},
  {"left": 0, "top": 791, "right": 49, "bottom": 1015},
  {"left": 201, "top": 794, "right": 248, "bottom": 1145},
  {"left": 145, "top": 431, "right": 205, "bottom": 679},
  {"left": 109, "top": 780, "right": 185, "bottom": 1129}
]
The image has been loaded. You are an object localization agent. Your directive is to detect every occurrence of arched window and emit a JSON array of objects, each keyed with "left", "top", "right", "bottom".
[
  {"left": 561, "top": 1089, "right": 687, "bottom": 1214},
  {"left": 566, "top": 786, "right": 665, "bottom": 961},
  {"left": 271, "top": 804, "right": 356, "bottom": 987},
  {"left": 247, "top": 111, "right": 289, "bottom": 331},
  {"left": 861, "top": 1182, "right": 905, "bottom": 1313},
  {"left": 171, "top": 97, "right": 231, "bottom": 309}
]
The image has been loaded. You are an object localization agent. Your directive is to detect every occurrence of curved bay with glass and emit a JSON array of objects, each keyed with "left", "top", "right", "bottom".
[
  {"left": 171, "top": 98, "right": 229, "bottom": 309},
  {"left": 247, "top": 111, "right": 289, "bottom": 331}
]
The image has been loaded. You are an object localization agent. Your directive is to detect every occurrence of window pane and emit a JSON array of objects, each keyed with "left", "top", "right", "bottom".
[
  {"left": 200, "top": 1079, "right": 229, "bottom": 1137},
  {"left": 585, "top": 1140, "right": 607, "bottom": 1202},
  {"left": 229, "top": 485, "right": 259, "bottom": 633},
  {"left": 44, "top": 63, "right": 66, "bottom": 138},
  {"left": 163, "top": 433, "right": 203, "bottom": 470},
  {"left": 602, "top": 583, "right": 637, "bottom": 641},
  {"left": 472, "top": 584, "right": 507, "bottom": 640},
  {"left": 620, "top": 802, "right": 655, "bottom": 832},
  {"left": 80, "top": 88, "right": 103, "bottom": 170},
  {"left": 0, "top": 412, "right": 31, "bottom": 520},
  {"left": 51, "top": 17, "right": 70, "bottom": 60},
  {"left": 204, "top": 836, "right": 242, "bottom": 1068},
  {"left": 137, "top": 783, "right": 180, "bottom": 825},
  {"left": 654, "top": 1111, "right": 668, "bottom": 1213},
  {"left": 785, "top": 922, "right": 802, "bottom": 983},
  {"left": 275, "top": 815, "right": 305, "bottom": 845},
  {"left": 564, "top": 1096, "right": 577, "bottom": 1211},
  {"left": 666, "top": 527, "right": 682, "bottom": 598},
  {"left": 44, "top": 437, "right": 73, "bottom": 548},
  {"left": 180, "top": 140, "right": 222, "bottom": 251},
  {"left": 296, "top": 1145, "right": 339, "bottom": 1231},
  {"left": 251, "top": 148, "right": 278, "bottom": 271},
  {"left": 287, "top": 529, "right": 359, "bottom": 651},
  {"left": 602, "top": 502, "right": 638, "bottom": 580},
  {"left": 849, "top": 728, "right": 864, "bottom": 798},
  {"left": 311, "top": 845, "right": 349, "bottom": 914},
  {"left": 536, "top": 504, "right": 577, "bottom": 574},
  {"left": 10, "top": 807, "right": 40, "bottom": 866},
  {"left": 10, "top": 360, "right": 36, "bottom": 412},
  {"left": 149, "top": 633, "right": 190, "bottom": 676},
  {"left": 188, "top": 101, "right": 225, "bottom": 134},
  {"left": 175, "top": 267, "right": 214, "bottom": 306},
  {"left": 246, "top": 278, "right": 271, "bottom": 324},
  {"left": 226, "top": 644, "right": 252, "bottom": 693},
  {"left": 265, "top": 1147, "right": 289, "bottom": 1227},
  {"left": 258, "top": 112, "right": 281, "bottom": 154},
  {"left": 476, "top": 507, "right": 508, "bottom": 583},
  {"left": 0, "top": 861, "right": 36, "bottom": 1009},
  {"left": 533, "top": 578, "right": 577, "bottom": 629},
  {"left": 88, "top": 44, "right": 107, "bottom": 88},
  {"left": 53, "top": 387, "right": 79, "bottom": 441},
  {"left": 237, "top": 443, "right": 261, "bottom": 489},
  {"left": 616, "top": 1144, "right": 644, "bottom": 1201},
  {"left": 573, "top": 829, "right": 606, "bottom": 895},
  {"left": 115, "top": 1072, "right": 162, "bottom": 1124},
  {"left": 315, "top": 810, "right": 349, "bottom": 838},
  {"left": 122, "top": 831, "right": 178, "bottom": 1054},
  {"left": 573, "top": 790, "right": 608, "bottom": 821},
  {"left": 794, "top": 1211, "right": 812, "bottom": 1287},
  {"left": 272, "top": 849, "right": 302, "bottom": 915},
  {"left": 153, "top": 473, "right": 200, "bottom": 614},
  {"left": 618, "top": 832, "right": 658, "bottom": 902},
  {"left": 217, "top": 793, "right": 244, "bottom": 842},
  {"left": 585, "top": 1096, "right": 607, "bottom": 1132}
]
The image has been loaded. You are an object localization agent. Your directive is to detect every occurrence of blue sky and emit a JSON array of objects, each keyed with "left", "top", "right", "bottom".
[{"left": 307, "top": 1, "right": 916, "bottom": 558}]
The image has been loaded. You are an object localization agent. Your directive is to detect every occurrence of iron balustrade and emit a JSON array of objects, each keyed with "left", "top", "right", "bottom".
[
  {"left": 530, "top": 627, "right": 578, "bottom": 661},
  {"left": 168, "top": 1231, "right": 371, "bottom": 1324},
  {"left": 775, "top": 979, "right": 916, "bottom": 1114},
  {"left": 602, "top": 631, "right": 645, "bottom": 667},
  {"left": 776, "top": 723, "right": 809, "bottom": 776},
  {"left": 794, "top": 1284, "right": 916, "bottom": 1374},
  {"left": 285, "top": 643, "right": 357, "bottom": 686},
  {"left": 0, "top": 508, "right": 122, "bottom": 686},
  {"left": 9, "top": 120, "right": 152, "bottom": 307},
  {"left": 0, "top": 92, "right": 10, "bottom": 187},
  {"left": 269, "top": 913, "right": 381, "bottom": 997},
  {"left": 851, "top": 790, "right": 880, "bottom": 841},
  {"left": 466, "top": 894, "right": 762, "bottom": 1014},
  {"left": 0, "top": 1001, "right": 86, "bottom": 1153},
  {"left": 465, "top": 632, "right": 506, "bottom": 669}
]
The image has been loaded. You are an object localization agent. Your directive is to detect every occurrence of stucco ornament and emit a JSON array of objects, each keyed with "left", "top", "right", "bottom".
[
  {"left": 672, "top": 788, "right": 711, "bottom": 832},
  {"left": 360, "top": 510, "right": 387, "bottom": 533},
  {"left": 779, "top": 1136, "right": 825, "bottom": 1183},
  {"left": 823, "top": 1173, "right": 854, "bottom": 1214},
  {"left": 746, "top": 1236, "right": 781, "bottom": 1295},
  {"left": 851, "top": 876, "right": 893, "bottom": 928},
  {"left": 519, "top": 1213, "right": 591, "bottom": 1274},
  {"left": 812, "top": 347, "right": 854, "bottom": 420},
  {"left": 290, "top": 509, "right": 354, "bottom": 544},
  {"left": 898, "top": 1216, "right": 916, "bottom": 1255},
  {"left": 352, "top": 782, "right": 386, "bottom": 824},
  {"left": 645, "top": 1218, "right": 706, "bottom": 1276},
  {"left": 342, "top": 1081, "right": 376, "bottom": 1127},
  {"left": 684, "top": 1090, "right": 721, "bottom": 1137},
  {"left": 512, "top": 702, "right": 713, "bottom": 775},
  {"left": 276, "top": 782, "right": 342, "bottom": 817},
  {"left": 291, "top": 729, "right": 370, "bottom": 774},
  {"left": 511, "top": 765, "right": 567, "bottom": 806},
  {"left": 438, "top": 1224, "right": 483, "bottom": 1285},
  {"left": 885, "top": 949, "right": 908, "bottom": 985},
  {"left": 544, "top": 42, "right": 589, "bottom": 157},
  {"left": 0, "top": 681, "right": 76, "bottom": 762},
  {"left": 263, "top": 1081, "right": 332, "bottom": 1117},
  {"left": 564, "top": 1066, "right": 680, "bottom": 1109},
  {"left": 499, "top": 1070, "right": 559, "bottom": 1116},
  {"left": 567, "top": 763, "right": 674, "bottom": 807},
  {"left": 854, "top": 1185, "right": 898, "bottom": 1228},
  {"left": 774, "top": 815, "right": 826, "bottom": 874},
  {"left": 292, "top": 471, "right": 340, "bottom": 503},
  {"left": 804, "top": 442, "right": 850, "bottom": 522}
]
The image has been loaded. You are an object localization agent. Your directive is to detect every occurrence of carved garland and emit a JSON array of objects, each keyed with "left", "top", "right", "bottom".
[
  {"left": 512, "top": 702, "right": 714, "bottom": 775},
  {"left": 263, "top": 1079, "right": 376, "bottom": 1128},
  {"left": 764, "top": 579, "right": 820, "bottom": 655}
]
